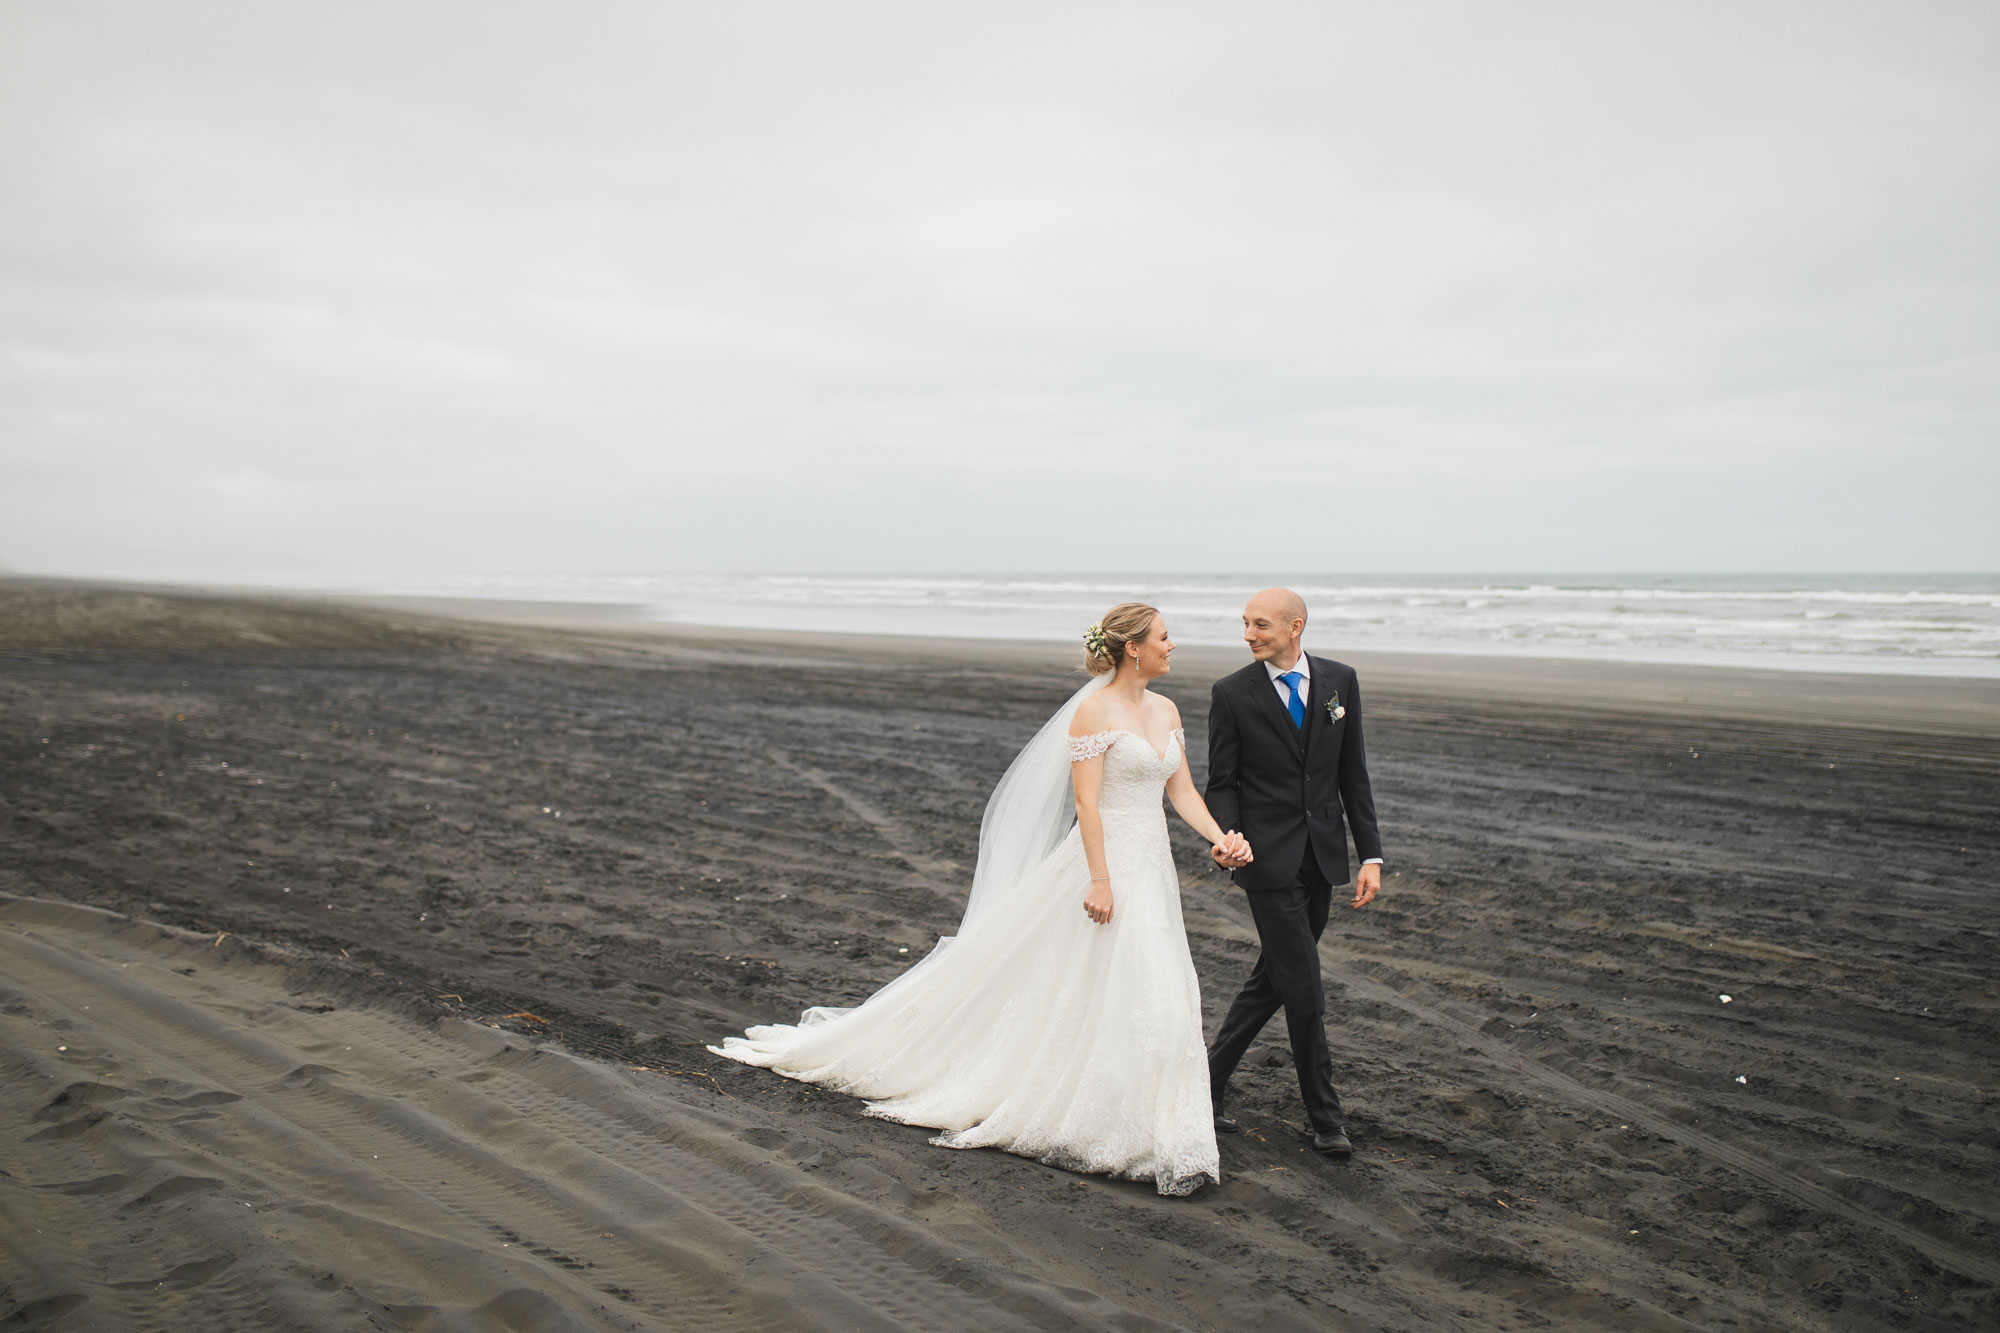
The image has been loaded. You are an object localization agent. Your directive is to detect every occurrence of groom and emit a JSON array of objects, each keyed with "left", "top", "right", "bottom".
[{"left": 1204, "top": 588, "right": 1382, "bottom": 1157}]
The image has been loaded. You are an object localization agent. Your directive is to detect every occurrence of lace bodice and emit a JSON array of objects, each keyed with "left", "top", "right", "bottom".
[
  {"left": 1067, "top": 729, "right": 1183, "bottom": 848},
  {"left": 1067, "top": 728, "right": 1184, "bottom": 764}
]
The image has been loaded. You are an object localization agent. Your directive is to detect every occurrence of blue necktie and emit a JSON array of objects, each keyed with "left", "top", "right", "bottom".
[{"left": 1279, "top": 671, "right": 1305, "bottom": 729}]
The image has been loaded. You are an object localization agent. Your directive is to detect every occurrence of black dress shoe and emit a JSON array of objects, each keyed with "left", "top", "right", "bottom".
[
  {"left": 1310, "top": 1128, "right": 1353, "bottom": 1157},
  {"left": 1213, "top": 1109, "right": 1242, "bottom": 1135}
]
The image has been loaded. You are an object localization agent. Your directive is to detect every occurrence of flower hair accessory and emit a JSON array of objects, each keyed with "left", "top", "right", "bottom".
[{"left": 1082, "top": 621, "right": 1110, "bottom": 657}]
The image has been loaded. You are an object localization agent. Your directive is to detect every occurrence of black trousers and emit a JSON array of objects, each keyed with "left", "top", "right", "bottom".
[{"left": 1207, "top": 846, "right": 1345, "bottom": 1133}]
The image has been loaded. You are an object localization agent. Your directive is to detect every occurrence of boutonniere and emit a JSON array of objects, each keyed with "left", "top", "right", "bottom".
[{"left": 1325, "top": 692, "right": 1346, "bottom": 722}]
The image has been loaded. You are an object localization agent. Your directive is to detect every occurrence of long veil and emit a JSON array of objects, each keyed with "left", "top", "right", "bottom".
[
  {"left": 956, "top": 672, "right": 1108, "bottom": 937},
  {"left": 746, "top": 671, "right": 1108, "bottom": 1031}
]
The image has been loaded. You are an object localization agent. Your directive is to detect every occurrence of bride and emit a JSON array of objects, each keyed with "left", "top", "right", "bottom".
[{"left": 709, "top": 602, "right": 1253, "bottom": 1195}]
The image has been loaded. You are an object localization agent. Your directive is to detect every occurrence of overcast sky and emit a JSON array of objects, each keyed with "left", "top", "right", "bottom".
[{"left": 3, "top": 1, "right": 1996, "bottom": 580}]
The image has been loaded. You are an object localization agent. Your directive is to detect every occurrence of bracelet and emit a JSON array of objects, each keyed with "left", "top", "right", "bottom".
[{"left": 1089, "top": 876, "right": 1110, "bottom": 882}]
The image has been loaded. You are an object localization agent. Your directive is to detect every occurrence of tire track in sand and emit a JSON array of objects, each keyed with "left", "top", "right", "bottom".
[{"left": 768, "top": 748, "right": 964, "bottom": 883}]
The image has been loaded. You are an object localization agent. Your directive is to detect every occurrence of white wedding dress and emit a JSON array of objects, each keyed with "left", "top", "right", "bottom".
[{"left": 709, "top": 725, "right": 1220, "bottom": 1196}]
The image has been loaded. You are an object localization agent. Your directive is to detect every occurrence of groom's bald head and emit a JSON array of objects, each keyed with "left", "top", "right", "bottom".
[
  {"left": 1249, "top": 587, "right": 1307, "bottom": 627},
  {"left": 1242, "top": 588, "right": 1307, "bottom": 665}
]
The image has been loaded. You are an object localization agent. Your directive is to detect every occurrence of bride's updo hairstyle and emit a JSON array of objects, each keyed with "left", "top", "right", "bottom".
[{"left": 1082, "top": 602, "right": 1160, "bottom": 676}]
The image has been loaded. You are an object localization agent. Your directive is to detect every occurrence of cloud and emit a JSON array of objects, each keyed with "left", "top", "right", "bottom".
[{"left": 2, "top": 0, "right": 1996, "bottom": 578}]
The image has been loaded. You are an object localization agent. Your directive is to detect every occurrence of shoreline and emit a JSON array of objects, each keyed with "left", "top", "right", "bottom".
[
  {"left": 8, "top": 576, "right": 1999, "bottom": 744},
  {"left": 311, "top": 586, "right": 2000, "bottom": 683},
  {"left": 13, "top": 571, "right": 2000, "bottom": 682},
  {"left": 319, "top": 588, "right": 2000, "bottom": 743}
]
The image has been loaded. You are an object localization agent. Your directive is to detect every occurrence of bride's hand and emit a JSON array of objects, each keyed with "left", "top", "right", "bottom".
[
  {"left": 1083, "top": 879, "right": 1114, "bottom": 925},
  {"left": 1211, "top": 832, "right": 1253, "bottom": 867}
]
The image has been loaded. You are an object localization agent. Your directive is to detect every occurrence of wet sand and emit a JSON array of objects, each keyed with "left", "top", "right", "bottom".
[{"left": 2, "top": 580, "right": 1996, "bottom": 1330}]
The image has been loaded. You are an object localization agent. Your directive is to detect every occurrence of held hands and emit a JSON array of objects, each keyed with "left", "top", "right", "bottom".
[
  {"left": 1083, "top": 878, "right": 1114, "bottom": 925},
  {"left": 1209, "top": 831, "right": 1254, "bottom": 869},
  {"left": 1350, "top": 861, "right": 1382, "bottom": 909}
]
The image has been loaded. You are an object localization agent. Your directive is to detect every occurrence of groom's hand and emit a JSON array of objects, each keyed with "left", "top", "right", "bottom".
[{"left": 1350, "top": 862, "right": 1381, "bottom": 909}]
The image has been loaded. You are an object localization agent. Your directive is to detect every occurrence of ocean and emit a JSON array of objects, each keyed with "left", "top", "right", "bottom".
[{"left": 317, "top": 572, "right": 2000, "bottom": 678}]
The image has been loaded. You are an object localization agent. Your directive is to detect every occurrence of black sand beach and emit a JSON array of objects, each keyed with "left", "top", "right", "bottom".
[{"left": 2, "top": 582, "right": 1996, "bottom": 1330}]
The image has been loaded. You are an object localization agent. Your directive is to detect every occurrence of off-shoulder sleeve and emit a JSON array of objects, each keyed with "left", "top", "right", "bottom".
[{"left": 1067, "top": 731, "right": 1116, "bottom": 762}]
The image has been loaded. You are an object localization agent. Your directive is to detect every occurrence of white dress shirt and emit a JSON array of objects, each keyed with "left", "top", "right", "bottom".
[
  {"left": 1264, "top": 651, "right": 1310, "bottom": 709},
  {"left": 1266, "top": 650, "right": 1382, "bottom": 867}
]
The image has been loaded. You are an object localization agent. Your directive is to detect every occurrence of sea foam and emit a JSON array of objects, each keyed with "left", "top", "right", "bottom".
[{"left": 299, "top": 572, "right": 2000, "bottom": 677}]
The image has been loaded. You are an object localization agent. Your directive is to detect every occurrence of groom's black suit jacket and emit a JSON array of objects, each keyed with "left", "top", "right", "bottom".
[{"left": 1205, "top": 655, "right": 1382, "bottom": 892}]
